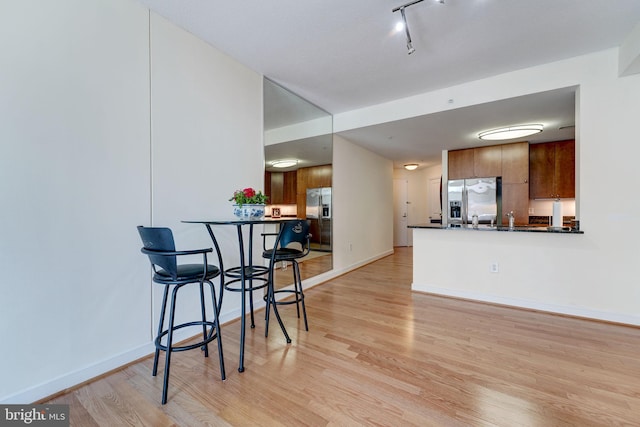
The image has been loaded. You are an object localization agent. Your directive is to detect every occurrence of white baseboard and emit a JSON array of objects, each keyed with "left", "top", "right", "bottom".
[
  {"left": 412, "top": 283, "right": 640, "bottom": 327},
  {"left": 1, "top": 343, "right": 155, "bottom": 404}
]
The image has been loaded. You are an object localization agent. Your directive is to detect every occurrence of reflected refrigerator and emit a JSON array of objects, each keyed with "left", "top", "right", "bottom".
[
  {"left": 306, "top": 187, "right": 332, "bottom": 251},
  {"left": 447, "top": 177, "right": 502, "bottom": 225}
]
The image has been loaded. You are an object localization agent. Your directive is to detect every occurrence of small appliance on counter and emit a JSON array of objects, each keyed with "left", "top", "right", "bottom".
[{"left": 448, "top": 177, "right": 502, "bottom": 226}]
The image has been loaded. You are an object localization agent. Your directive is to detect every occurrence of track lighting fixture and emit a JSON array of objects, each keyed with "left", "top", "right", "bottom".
[
  {"left": 399, "top": 7, "right": 415, "bottom": 54},
  {"left": 392, "top": 0, "right": 445, "bottom": 55}
]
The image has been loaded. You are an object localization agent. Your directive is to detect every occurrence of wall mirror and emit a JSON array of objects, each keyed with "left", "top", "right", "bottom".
[{"left": 263, "top": 78, "right": 333, "bottom": 288}]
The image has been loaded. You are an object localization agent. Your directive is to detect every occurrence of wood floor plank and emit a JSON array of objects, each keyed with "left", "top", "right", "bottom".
[{"left": 43, "top": 247, "right": 640, "bottom": 426}]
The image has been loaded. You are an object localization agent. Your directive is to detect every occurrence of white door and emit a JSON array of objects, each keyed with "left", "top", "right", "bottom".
[
  {"left": 428, "top": 177, "right": 442, "bottom": 223},
  {"left": 393, "top": 179, "right": 408, "bottom": 246}
]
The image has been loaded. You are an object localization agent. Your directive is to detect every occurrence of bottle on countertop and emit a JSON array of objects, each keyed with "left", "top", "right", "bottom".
[
  {"left": 472, "top": 213, "right": 479, "bottom": 228},
  {"left": 507, "top": 211, "right": 515, "bottom": 230}
]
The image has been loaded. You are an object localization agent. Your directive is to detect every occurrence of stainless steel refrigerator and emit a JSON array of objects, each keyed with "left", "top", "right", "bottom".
[
  {"left": 447, "top": 177, "right": 502, "bottom": 225},
  {"left": 306, "top": 187, "right": 332, "bottom": 251}
]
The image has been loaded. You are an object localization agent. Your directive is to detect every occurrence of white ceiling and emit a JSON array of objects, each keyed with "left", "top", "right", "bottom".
[{"left": 137, "top": 0, "right": 640, "bottom": 168}]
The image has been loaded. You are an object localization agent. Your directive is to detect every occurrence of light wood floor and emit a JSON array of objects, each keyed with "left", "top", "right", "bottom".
[
  {"left": 44, "top": 247, "right": 640, "bottom": 426},
  {"left": 272, "top": 251, "right": 332, "bottom": 289}
]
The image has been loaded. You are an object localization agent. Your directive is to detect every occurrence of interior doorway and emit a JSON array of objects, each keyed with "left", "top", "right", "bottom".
[{"left": 393, "top": 179, "right": 409, "bottom": 246}]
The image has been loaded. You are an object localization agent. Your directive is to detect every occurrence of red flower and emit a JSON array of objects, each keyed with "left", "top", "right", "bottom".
[{"left": 243, "top": 188, "right": 256, "bottom": 199}]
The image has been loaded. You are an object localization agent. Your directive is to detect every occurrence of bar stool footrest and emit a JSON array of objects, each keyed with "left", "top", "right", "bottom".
[
  {"left": 155, "top": 320, "right": 219, "bottom": 352},
  {"left": 224, "top": 276, "right": 269, "bottom": 292},
  {"left": 225, "top": 265, "right": 269, "bottom": 279},
  {"left": 265, "top": 289, "right": 304, "bottom": 305}
]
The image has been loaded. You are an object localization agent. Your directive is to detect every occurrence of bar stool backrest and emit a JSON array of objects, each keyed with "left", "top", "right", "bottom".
[
  {"left": 278, "top": 220, "right": 311, "bottom": 251},
  {"left": 137, "top": 226, "right": 178, "bottom": 279}
]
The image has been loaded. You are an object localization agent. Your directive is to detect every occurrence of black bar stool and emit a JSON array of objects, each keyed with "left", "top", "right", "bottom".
[
  {"left": 137, "top": 226, "right": 225, "bottom": 404},
  {"left": 262, "top": 220, "right": 312, "bottom": 334}
]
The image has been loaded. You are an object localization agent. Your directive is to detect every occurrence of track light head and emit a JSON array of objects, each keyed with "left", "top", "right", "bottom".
[
  {"left": 393, "top": 0, "right": 445, "bottom": 54},
  {"left": 407, "top": 41, "right": 415, "bottom": 54}
]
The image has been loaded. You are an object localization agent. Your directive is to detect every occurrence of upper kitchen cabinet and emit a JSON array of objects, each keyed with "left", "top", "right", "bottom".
[
  {"left": 264, "top": 170, "right": 297, "bottom": 205},
  {"left": 474, "top": 145, "right": 502, "bottom": 178},
  {"left": 448, "top": 149, "right": 474, "bottom": 179},
  {"left": 448, "top": 145, "right": 502, "bottom": 179},
  {"left": 501, "top": 142, "right": 529, "bottom": 184},
  {"left": 529, "top": 139, "right": 575, "bottom": 199},
  {"left": 299, "top": 164, "right": 332, "bottom": 189}
]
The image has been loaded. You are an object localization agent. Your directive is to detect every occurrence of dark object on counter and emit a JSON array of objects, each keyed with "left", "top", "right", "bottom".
[{"left": 137, "top": 226, "right": 225, "bottom": 404}]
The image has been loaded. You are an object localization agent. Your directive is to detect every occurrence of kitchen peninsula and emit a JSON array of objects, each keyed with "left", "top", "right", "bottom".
[{"left": 410, "top": 221, "right": 586, "bottom": 325}]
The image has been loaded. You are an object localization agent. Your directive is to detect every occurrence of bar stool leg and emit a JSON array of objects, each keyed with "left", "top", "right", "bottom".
[
  {"left": 208, "top": 279, "right": 226, "bottom": 380},
  {"left": 199, "top": 281, "right": 210, "bottom": 357},
  {"left": 292, "top": 261, "right": 301, "bottom": 318},
  {"left": 265, "top": 263, "right": 291, "bottom": 343},
  {"left": 294, "top": 260, "right": 309, "bottom": 331},
  {"left": 153, "top": 285, "right": 170, "bottom": 377},
  {"left": 161, "top": 285, "right": 180, "bottom": 405}
]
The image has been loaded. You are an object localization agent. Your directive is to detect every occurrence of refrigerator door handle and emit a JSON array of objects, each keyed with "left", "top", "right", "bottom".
[{"left": 462, "top": 187, "right": 468, "bottom": 224}]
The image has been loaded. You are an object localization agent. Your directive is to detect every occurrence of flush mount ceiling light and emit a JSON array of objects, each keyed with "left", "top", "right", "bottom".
[
  {"left": 478, "top": 124, "right": 544, "bottom": 141},
  {"left": 392, "top": 0, "right": 444, "bottom": 55},
  {"left": 404, "top": 163, "right": 419, "bottom": 170},
  {"left": 271, "top": 159, "right": 298, "bottom": 168}
]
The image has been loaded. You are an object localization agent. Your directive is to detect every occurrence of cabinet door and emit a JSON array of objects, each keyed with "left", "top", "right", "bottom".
[
  {"left": 448, "top": 149, "right": 474, "bottom": 179},
  {"left": 307, "top": 164, "right": 332, "bottom": 188},
  {"left": 270, "top": 172, "right": 284, "bottom": 204},
  {"left": 283, "top": 170, "right": 297, "bottom": 204},
  {"left": 264, "top": 171, "right": 272, "bottom": 200},
  {"left": 502, "top": 183, "right": 529, "bottom": 226},
  {"left": 555, "top": 140, "right": 575, "bottom": 198},
  {"left": 529, "top": 143, "right": 555, "bottom": 199},
  {"left": 474, "top": 145, "right": 502, "bottom": 178},
  {"left": 501, "top": 142, "right": 529, "bottom": 184}
]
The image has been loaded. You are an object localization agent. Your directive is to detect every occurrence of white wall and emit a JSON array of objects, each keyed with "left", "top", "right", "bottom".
[
  {"left": 407, "top": 49, "right": 640, "bottom": 325},
  {"left": 332, "top": 135, "right": 394, "bottom": 271},
  {"left": 0, "top": 0, "right": 264, "bottom": 403},
  {"left": 149, "top": 13, "right": 263, "bottom": 328},
  {"left": 0, "top": 0, "right": 151, "bottom": 403}
]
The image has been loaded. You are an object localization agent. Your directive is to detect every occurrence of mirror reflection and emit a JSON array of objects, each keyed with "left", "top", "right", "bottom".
[{"left": 263, "top": 78, "right": 333, "bottom": 288}]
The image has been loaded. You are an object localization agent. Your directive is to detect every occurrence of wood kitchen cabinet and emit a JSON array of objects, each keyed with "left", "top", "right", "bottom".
[
  {"left": 449, "top": 142, "right": 530, "bottom": 225},
  {"left": 529, "top": 140, "right": 575, "bottom": 199},
  {"left": 282, "top": 171, "right": 297, "bottom": 204},
  {"left": 473, "top": 145, "right": 502, "bottom": 178},
  {"left": 448, "top": 149, "right": 474, "bottom": 180},
  {"left": 448, "top": 145, "right": 502, "bottom": 179},
  {"left": 264, "top": 170, "right": 297, "bottom": 204},
  {"left": 501, "top": 142, "right": 529, "bottom": 184},
  {"left": 502, "top": 183, "right": 529, "bottom": 226},
  {"left": 501, "top": 142, "right": 529, "bottom": 225}
]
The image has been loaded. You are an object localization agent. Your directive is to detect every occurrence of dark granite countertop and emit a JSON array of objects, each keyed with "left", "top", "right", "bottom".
[{"left": 409, "top": 223, "right": 583, "bottom": 234}]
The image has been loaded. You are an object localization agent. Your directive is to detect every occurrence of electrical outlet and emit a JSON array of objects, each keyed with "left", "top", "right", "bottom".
[{"left": 490, "top": 262, "right": 499, "bottom": 273}]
